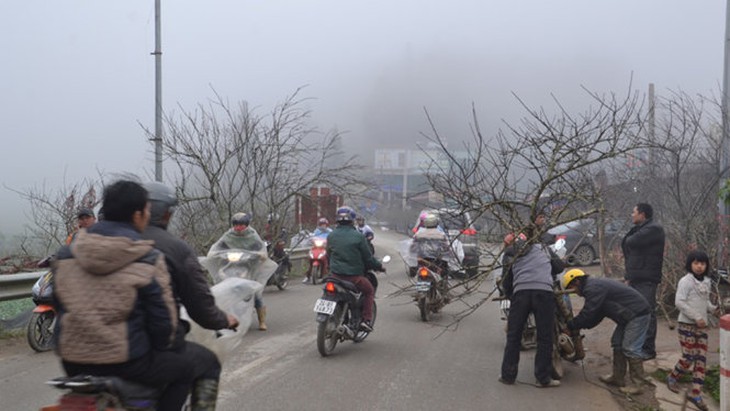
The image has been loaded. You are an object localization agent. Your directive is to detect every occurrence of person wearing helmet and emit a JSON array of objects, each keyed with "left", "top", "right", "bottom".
[
  {"left": 326, "top": 206, "right": 385, "bottom": 332},
  {"left": 499, "top": 227, "right": 564, "bottom": 388},
  {"left": 412, "top": 211, "right": 429, "bottom": 234},
  {"left": 141, "top": 181, "right": 239, "bottom": 410},
  {"left": 562, "top": 268, "right": 652, "bottom": 395},
  {"left": 355, "top": 215, "right": 376, "bottom": 255},
  {"left": 209, "top": 212, "right": 269, "bottom": 331},
  {"left": 409, "top": 213, "right": 455, "bottom": 278},
  {"left": 312, "top": 217, "right": 332, "bottom": 237},
  {"left": 302, "top": 218, "right": 332, "bottom": 284}
]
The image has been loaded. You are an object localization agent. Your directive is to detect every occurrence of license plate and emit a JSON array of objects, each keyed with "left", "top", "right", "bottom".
[
  {"left": 415, "top": 281, "right": 431, "bottom": 292},
  {"left": 313, "top": 298, "right": 337, "bottom": 315}
]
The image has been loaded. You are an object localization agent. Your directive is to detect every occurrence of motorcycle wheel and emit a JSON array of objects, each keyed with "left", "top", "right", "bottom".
[
  {"left": 354, "top": 301, "right": 377, "bottom": 343},
  {"left": 27, "top": 311, "right": 55, "bottom": 352},
  {"left": 311, "top": 265, "right": 320, "bottom": 285},
  {"left": 276, "top": 273, "right": 288, "bottom": 290},
  {"left": 418, "top": 295, "right": 430, "bottom": 322},
  {"left": 317, "top": 305, "right": 343, "bottom": 357}
]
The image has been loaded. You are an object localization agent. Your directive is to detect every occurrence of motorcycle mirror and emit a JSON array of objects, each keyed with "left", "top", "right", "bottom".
[{"left": 381, "top": 255, "right": 391, "bottom": 264}]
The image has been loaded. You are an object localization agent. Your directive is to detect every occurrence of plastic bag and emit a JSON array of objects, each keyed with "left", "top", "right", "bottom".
[{"left": 181, "top": 277, "right": 262, "bottom": 362}]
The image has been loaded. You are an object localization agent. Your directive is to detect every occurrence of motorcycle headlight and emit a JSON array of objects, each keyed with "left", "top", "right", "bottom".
[
  {"left": 313, "top": 239, "right": 325, "bottom": 248},
  {"left": 227, "top": 252, "right": 244, "bottom": 262}
]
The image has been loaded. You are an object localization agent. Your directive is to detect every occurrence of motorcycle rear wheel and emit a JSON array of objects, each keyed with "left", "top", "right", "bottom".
[
  {"left": 317, "top": 305, "right": 343, "bottom": 357},
  {"left": 418, "top": 295, "right": 430, "bottom": 322},
  {"left": 27, "top": 311, "right": 55, "bottom": 352}
]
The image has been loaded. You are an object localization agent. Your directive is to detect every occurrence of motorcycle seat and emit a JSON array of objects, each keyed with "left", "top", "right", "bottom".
[{"left": 48, "top": 375, "right": 161, "bottom": 403}]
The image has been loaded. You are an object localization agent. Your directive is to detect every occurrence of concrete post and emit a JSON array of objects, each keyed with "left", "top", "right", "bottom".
[{"left": 721, "top": 314, "right": 730, "bottom": 411}]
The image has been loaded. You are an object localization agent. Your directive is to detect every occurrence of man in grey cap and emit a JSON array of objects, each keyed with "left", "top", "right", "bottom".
[{"left": 65, "top": 208, "right": 97, "bottom": 245}]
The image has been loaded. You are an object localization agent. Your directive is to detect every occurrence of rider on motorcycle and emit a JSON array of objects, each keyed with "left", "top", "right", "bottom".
[
  {"left": 141, "top": 181, "right": 239, "bottom": 410},
  {"left": 52, "top": 180, "right": 194, "bottom": 411},
  {"left": 326, "top": 206, "right": 385, "bottom": 332},
  {"left": 355, "top": 216, "right": 375, "bottom": 255},
  {"left": 303, "top": 218, "right": 332, "bottom": 283},
  {"left": 208, "top": 212, "right": 269, "bottom": 331},
  {"left": 410, "top": 213, "right": 454, "bottom": 274}
]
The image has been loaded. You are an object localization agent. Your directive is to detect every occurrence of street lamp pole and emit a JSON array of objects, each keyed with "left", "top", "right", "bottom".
[{"left": 153, "top": 0, "right": 163, "bottom": 182}]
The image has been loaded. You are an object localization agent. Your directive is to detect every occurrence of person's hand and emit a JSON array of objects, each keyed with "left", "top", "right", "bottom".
[
  {"left": 226, "top": 314, "right": 240, "bottom": 331},
  {"left": 696, "top": 318, "right": 707, "bottom": 329}
]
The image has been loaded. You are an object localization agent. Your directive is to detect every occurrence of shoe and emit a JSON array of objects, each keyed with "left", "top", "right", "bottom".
[
  {"left": 302, "top": 277, "right": 309, "bottom": 284},
  {"left": 666, "top": 376, "right": 680, "bottom": 393},
  {"left": 359, "top": 321, "right": 373, "bottom": 332},
  {"left": 686, "top": 395, "right": 708, "bottom": 411},
  {"left": 537, "top": 379, "right": 560, "bottom": 388},
  {"left": 498, "top": 377, "right": 515, "bottom": 385}
]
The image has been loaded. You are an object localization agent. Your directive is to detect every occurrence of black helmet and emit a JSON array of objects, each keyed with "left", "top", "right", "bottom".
[
  {"left": 144, "top": 182, "right": 179, "bottom": 225},
  {"left": 335, "top": 206, "right": 356, "bottom": 223},
  {"left": 231, "top": 212, "right": 251, "bottom": 226}
]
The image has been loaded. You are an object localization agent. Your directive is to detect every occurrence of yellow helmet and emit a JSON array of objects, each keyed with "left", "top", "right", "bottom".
[{"left": 561, "top": 268, "right": 587, "bottom": 290}]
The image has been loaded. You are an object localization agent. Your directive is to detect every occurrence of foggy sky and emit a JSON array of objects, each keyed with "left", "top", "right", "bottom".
[{"left": 0, "top": 1, "right": 723, "bottom": 236}]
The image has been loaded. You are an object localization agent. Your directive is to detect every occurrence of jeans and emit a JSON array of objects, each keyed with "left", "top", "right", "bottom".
[
  {"left": 610, "top": 313, "right": 650, "bottom": 359},
  {"left": 501, "top": 289, "right": 555, "bottom": 384},
  {"left": 630, "top": 282, "right": 657, "bottom": 356}
]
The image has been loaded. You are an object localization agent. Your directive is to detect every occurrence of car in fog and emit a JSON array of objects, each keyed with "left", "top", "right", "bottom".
[{"left": 547, "top": 218, "right": 625, "bottom": 266}]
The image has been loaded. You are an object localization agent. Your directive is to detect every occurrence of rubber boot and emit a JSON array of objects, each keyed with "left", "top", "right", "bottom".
[
  {"left": 599, "top": 349, "right": 626, "bottom": 387},
  {"left": 256, "top": 306, "right": 268, "bottom": 331},
  {"left": 618, "top": 358, "right": 645, "bottom": 395},
  {"left": 191, "top": 379, "right": 219, "bottom": 411}
]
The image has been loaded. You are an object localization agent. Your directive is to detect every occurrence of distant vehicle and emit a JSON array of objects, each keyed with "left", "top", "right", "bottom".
[
  {"left": 547, "top": 218, "right": 624, "bottom": 266},
  {"left": 413, "top": 208, "right": 481, "bottom": 277}
]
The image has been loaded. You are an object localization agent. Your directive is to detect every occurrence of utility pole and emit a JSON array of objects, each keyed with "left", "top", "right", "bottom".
[
  {"left": 153, "top": 0, "right": 163, "bottom": 182},
  {"left": 721, "top": 0, "right": 730, "bottom": 266}
]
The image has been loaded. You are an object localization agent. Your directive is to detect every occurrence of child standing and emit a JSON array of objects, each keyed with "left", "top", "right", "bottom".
[{"left": 666, "top": 250, "right": 717, "bottom": 411}]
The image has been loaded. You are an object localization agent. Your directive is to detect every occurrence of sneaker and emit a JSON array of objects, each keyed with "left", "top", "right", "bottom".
[
  {"left": 359, "top": 321, "right": 373, "bottom": 332},
  {"left": 686, "top": 395, "right": 708, "bottom": 411},
  {"left": 536, "top": 379, "right": 561, "bottom": 388},
  {"left": 498, "top": 376, "right": 515, "bottom": 385},
  {"left": 302, "top": 277, "right": 310, "bottom": 284},
  {"left": 666, "top": 376, "right": 680, "bottom": 393}
]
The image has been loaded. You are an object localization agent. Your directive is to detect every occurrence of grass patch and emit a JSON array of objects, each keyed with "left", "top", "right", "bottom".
[
  {"left": 651, "top": 366, "right": 720, "bottom": 403},
  {"left": 0, "top": 298, "right": 33, "bottom": 320}
]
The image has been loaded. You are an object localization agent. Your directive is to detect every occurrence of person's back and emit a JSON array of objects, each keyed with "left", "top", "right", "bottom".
[
  {"left": 53, "top": 179, "right": 194, "bottom": 411},
  {"left": 575, "top": 277, "right": 651, "bottom": 328}
]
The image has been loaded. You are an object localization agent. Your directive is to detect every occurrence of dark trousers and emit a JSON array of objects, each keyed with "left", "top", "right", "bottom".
[
  {"left": 331, "top": 273, "right": 375, "bottom": 322},
  {"left": 64, "top": 348, "right": 196, "bottom": 411},
  {"left": 501, "top": 289, "right": 555, "bottom": 384},
  {"left": 185, "top": 341, "right": 222, "bottom": 381},
  {"left": 630, "top": 281, "right": 657, "bottom": 357}
]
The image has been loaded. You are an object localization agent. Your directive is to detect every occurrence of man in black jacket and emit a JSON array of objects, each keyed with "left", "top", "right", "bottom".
[
  {"left": 563, "top": 269, "right": 651, "bottom": 394},
  {"left": 142, "top": 182, "right": 239, "bottom": 411},
  {"left": 621, "top": 202, "right": 665, "bottom": 359}
]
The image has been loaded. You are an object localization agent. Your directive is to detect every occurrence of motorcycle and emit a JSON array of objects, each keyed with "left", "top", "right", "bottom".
[
  {"left": 266, "top": 239, "right": 291, "bottom": 290},
  {"left": 308, "top": 236, "right": 328, "bottom": 285},
  {"left": 313, "top": 255, "right": 390, "bottom": 357},
  {"left": 413, "top": 258, "right": 451, "bottom": 322},
  {"left": 41, "top": 276, "right": 261, "bottom": 411},
  {"left": 28, "top": 270, "right": 56, "bottom": 352}
]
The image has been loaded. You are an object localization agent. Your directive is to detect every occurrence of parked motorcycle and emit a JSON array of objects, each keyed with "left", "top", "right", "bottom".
[
  {"left": 41, "top": 276, "right": 261, "bottom": 411},
  {"left": 308, "top": 236, "right": 328, "bottom": 285},
  {"left": 266, "top": 239, "right": 291, "bottom": 290},
  {"left": 314, "top": 256, "right": 390, "bottom": 357},
  {"left": 28, "top": 271, "right": 56, "bottom": 352}
]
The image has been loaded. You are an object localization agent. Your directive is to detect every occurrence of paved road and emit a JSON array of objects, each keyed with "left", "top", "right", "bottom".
[{"left": 0, "top": 230, "right": 621, "bottom": 411}]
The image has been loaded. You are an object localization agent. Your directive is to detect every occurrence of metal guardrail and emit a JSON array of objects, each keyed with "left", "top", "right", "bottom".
[{"left": 0, "top": 247, "right": 310, "bottom": 303}]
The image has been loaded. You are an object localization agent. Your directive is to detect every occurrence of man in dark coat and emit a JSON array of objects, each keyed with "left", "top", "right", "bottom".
[
  {"left": 621, "top": 202, "right": 665, "bottom": 359},
  {"left": 142, "top": 182, "right": 239, "bottom": 411}
]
